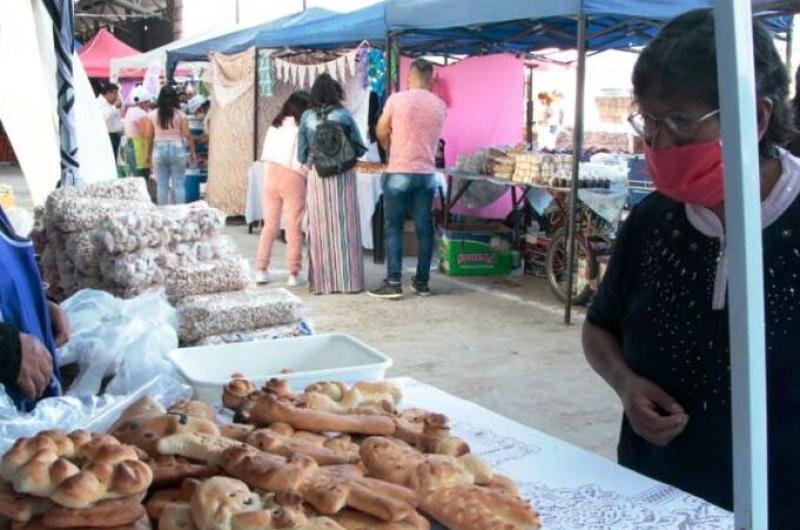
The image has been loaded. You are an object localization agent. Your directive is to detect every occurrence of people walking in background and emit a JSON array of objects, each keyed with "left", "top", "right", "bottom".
[
  {"left": 146, "top": 85, "right": 196, "bottom": 205},
  {"left": 122, "top": 86, "right": 153, "bottom": 179},
  {"left": 298, "top": 73, "right": 367, "bottom": 294},
  {"left": 368, "top": 59, "right": 447, "bottom": 299},
  {"left": 256, "top": 91, "right": 311, "bottom": 287},
  {"left": 97, "top": 82, "right": 123, "bottom": 161}
]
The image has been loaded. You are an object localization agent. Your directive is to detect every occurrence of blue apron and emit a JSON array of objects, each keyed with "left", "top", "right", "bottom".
[{"left": 0, "top": 207, "right": 61, "bottom": 410}]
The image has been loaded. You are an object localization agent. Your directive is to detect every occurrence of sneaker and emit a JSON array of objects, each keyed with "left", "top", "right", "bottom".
[
  {"left": 410, "top": 276, "right": 432, "bottom": 297},
  {"left": 367, "top": 280, "right": 403, "bottom": 300},
  {"left": 255, "top": 270, "right": 273, "bottom": 284},
  {"left": 287, "top": 272, "right": 307, "bottom": 287}
]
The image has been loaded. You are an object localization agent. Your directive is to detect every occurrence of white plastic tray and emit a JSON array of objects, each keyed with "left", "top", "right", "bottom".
[{"left": 167, "top": 334, "right": 393, "bottom": 403}]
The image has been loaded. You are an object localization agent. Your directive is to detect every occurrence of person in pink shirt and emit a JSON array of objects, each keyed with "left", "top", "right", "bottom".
[{"left": 368, "top": 59, "right": 447, "bottom": 299}]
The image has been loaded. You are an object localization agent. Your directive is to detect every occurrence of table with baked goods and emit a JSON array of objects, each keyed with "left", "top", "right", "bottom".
[
  {"left": 396, "top": 377, "right": 732, "bottom": 530},
  {"left": 0, "top": 374, "right": 732, "bottom": 530}
]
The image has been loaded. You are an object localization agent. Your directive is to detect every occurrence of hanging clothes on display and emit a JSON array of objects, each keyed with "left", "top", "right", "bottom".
[{"left": 205, "top": 48, "right": 255, "bottom": 215}]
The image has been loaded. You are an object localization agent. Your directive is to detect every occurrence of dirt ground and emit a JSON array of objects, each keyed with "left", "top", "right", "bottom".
[{"left": 3, "top": 167, "right": 622, "bottom": 460}]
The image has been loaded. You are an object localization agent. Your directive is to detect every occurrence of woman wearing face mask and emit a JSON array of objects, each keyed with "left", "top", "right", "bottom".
[{"left": 583, "top": 9, "right": 799, "bottom": 526}]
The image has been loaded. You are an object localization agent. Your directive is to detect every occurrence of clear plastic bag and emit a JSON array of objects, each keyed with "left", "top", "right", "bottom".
[
  {"left": 193, "top": 319, "right": 314, "bottom": 346},
  {"left": 95, "top": 201, "right": 226, "bottom": 255},
  {"left": 59, "top": 289, "right": 180, "bottom": 396},
  {"left": 0, "top": 374, "right": 191, "bottom": 454},
  {"left": 165, "top": 258, "right": 251, "bottom": 303},
  {"left": 177, "top": 288, "right": 307, "bottom": 344}
]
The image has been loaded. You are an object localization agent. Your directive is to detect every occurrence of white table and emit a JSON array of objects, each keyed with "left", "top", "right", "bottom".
[{"left": 397, "top": 377, "right": 732, "bottom": 530}]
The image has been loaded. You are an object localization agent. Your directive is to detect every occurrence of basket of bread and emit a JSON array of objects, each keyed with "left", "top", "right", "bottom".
[{"left": 0, "top": 377, "right": 541, "bottom": 530}]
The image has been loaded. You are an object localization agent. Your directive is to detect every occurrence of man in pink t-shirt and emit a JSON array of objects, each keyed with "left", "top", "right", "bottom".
[{"left": 368, "top": 59, "right": 447, "bottom": 300}]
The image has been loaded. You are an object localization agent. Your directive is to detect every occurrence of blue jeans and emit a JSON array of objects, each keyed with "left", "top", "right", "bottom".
[
  {"left": 382, "top": 173, "right": 436, "bottom": 284},
  {"left": 153, "top": 140, "right": 188, "bottom": 205}
]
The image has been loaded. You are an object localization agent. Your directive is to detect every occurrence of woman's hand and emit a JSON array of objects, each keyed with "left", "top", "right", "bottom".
[
  {"left": 48, "top": 301, "right": 70, "bottom": 347},
  {"left": 619, "top": 374, "right": 689, "bottom": 447},
  {"left": 17, "top": 333, "right": 53, "bottom": 399}
]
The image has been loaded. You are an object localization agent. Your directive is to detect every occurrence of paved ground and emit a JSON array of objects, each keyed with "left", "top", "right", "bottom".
[{"left": 1, "top": 168, "right": 622, "bottom": 460}]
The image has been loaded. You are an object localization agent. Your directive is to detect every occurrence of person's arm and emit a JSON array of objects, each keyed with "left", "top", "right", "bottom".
[
  {"left": 582, "top": 210, "right": 688, "bottom": 447},
  {"left": 583, "top": 322, "right": 688, "bottom": 446},
  {"left": 0, "top": 322, "right": 54, "bottom": 399},
  {"left": 0, "top": 322, "right": 22, "bottom": 386}
]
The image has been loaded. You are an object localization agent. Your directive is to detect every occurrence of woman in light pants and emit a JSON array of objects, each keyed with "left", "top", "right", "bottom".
[{"left": 147, "top": 85, "right": 195, "bottom": 204}]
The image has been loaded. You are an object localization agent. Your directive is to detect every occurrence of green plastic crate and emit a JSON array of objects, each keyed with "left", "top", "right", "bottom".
[{"left": 438, "top": 224, "right": 513, "bottom": 276}]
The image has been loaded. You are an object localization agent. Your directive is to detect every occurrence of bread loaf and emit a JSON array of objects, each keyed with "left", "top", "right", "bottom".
[
  {"left": 219, "top": 447, "right": 314, "bottom": 493},
  {"left": 249, "top": 395, "right": 395, "bottom": 436},
  {"left": 148, "top": 456, "right": 212, "bottom": 488},
  {"left": 299, "top": 465, "right": 417, "bottom": 523},
  {"left": 42, "top": 492, "right": 146, "bottom": 528},
  {"left": 156, "top": 434, "right": 245, "bottom": 468},
  {"left": 303, "top": 382, "right": 402, "bottom": 415},
  {"left": 244, "top": 428, "right": 359, "bottom": 466},
  {"left": 111, "top": 416, "right": 221, "bottom": 457},
  {"left": 145, "top": 478, "right": 200, "bottom": 520},
  {"left": 0, "top": 482, "right": 50, "bottom": 523},
  {"left": 421, "top": 484, "right": 541, "bottom": 530},
  {"left": 11, "top": 514, "right": 152, "bottom": 530},
  {"left": 330, "top": 510, "right": 430, "bottom": 530},
  {"left": 1, "top": 431, "right": 152, "bottom": 510}
]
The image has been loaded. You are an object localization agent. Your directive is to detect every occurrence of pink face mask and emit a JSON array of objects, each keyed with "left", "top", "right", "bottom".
[{"left": 645, "top": 139, "right": 724, "bottom": 208}]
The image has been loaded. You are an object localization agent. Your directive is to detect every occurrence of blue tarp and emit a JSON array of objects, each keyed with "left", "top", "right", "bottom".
[
  {"left": 387, "top": 0, "right": 792, "bottom": 54},
  {"left": 386, "top": 0, "right": 792, "bottom": 30},
  {"left": 248, "top": 3, "right": 387, "bottom": 50},
  {"left": 165, "top": 7, "right": 336, "bottom": 76},
  {"left": 166, "top": 0, "right": 793, "bottom": 74}
]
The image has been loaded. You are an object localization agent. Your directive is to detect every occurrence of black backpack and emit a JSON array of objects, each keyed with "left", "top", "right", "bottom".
[{"left": 310, "top": 107, "right": 358, "bottom": 178}]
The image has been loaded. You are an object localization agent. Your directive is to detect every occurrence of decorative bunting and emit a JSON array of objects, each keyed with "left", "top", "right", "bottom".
[
  {"left": 327, "top": 60, "right": 338, "bottom": 81},
  {"left": 347, "top": 50, "right": 357, "bottom": 76}
]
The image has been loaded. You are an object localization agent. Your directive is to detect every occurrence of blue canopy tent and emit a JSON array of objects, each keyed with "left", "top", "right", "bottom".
[
  {"left": 385, "top": 4, "right": 800, "bottom": 528},
  {"left": 164, "top": 7, "right": 336, "bottom": 78},
  {"left": 383, "top": 0, "right": 795, "bottom": 326}
]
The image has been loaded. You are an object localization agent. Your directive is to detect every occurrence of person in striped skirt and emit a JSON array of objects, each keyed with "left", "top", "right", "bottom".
[{"left": 298, "top": 74, "right": 368, "bottom": 294}]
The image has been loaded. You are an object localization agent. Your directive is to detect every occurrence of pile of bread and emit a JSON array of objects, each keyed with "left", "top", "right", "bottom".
[{"left": 0, "top": 379, "right": 540, "bottom": 530}]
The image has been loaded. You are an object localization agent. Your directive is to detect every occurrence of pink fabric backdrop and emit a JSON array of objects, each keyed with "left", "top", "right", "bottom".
[{"left": 400, "top": 54, "right": 525, "bottom": 219}]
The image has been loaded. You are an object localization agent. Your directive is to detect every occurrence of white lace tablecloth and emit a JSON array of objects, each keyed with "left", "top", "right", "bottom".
[{"left": 396, "top": 377, "right": 733, "bottom": 530}]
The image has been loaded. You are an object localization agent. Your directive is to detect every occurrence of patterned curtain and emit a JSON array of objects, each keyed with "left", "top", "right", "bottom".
[{"left": 42, "top": 0, "right": 80, "bottom": 186}]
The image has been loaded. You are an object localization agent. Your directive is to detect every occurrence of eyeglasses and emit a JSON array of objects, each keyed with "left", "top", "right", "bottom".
[{"left": 627, "top": 109, "right": 720, "bottom": 141}]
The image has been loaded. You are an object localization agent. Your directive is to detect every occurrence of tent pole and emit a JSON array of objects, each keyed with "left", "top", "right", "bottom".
[
  {"left": 714, "top": 1, "right": 769, "bottom": 529},
  {"left": 564, "top": 14, "right": 587, "bottom": 325},
  {"left": 786, "top": 17, "right": 794, "bottom": 75},
  {"left": 253, "top": 48, "right": 259, "bottom": 161},
  {"left": 525, "top": 65, "right": 535, "bottom": 146},
  {"left": 385, "top": 33, "right": 393, "bottom": 96}
]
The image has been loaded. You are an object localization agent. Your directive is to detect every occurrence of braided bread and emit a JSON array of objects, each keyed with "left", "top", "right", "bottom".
[
  {"left": 1, "top": 431, "right": 152, "bottom": 509},
  {"left": 303, "top": 382, "right": 402, "bottom": 415},
  {"left": 360, "top": 437, "right": 540, "bottom": 530},
  {"left": 245, "top": 427, "right": 359, "bottom": 466},
  {"left": 249, "top": 395, "right": 396, "bottom": 436}
]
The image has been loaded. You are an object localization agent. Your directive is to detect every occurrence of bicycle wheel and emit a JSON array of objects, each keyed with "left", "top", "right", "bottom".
[{"left": 544, "top": 228, "right": 597, "bottom": 305}]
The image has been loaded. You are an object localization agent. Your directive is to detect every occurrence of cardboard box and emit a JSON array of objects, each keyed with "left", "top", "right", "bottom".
[{"left": 438, "top": 224, "right": 513, "bottom": 276}]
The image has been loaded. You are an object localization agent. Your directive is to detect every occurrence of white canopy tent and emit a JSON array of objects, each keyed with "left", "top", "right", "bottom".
[
  {"left": 109, "top": 18, "right": 285, "bottom": 83},
  {"left": 0, "top": 0, "right": 115, "bottom": 206}
]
